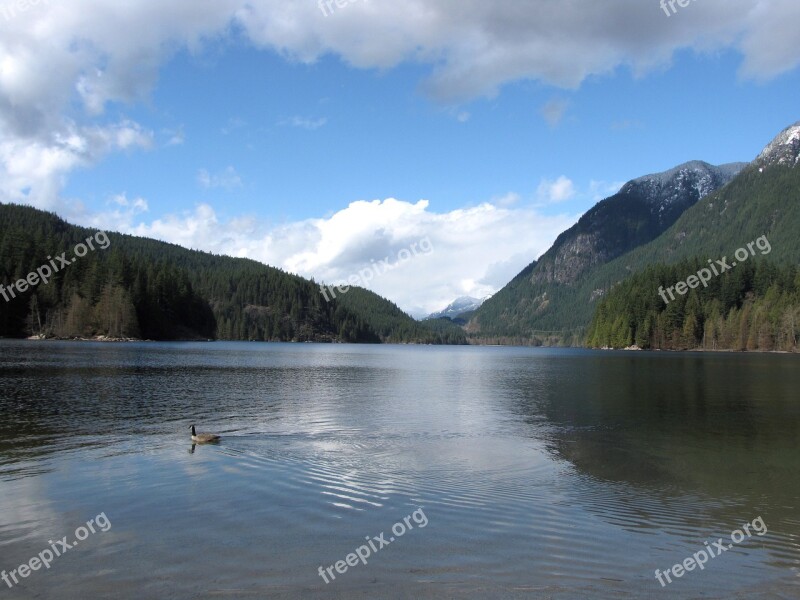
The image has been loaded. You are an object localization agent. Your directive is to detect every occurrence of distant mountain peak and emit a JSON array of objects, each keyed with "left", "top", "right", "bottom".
[
  {"left": 427, "top": 296, "right": 488, "bottom": 320},
  {"left": 628, "top": 160, "right": 713, "bottom": 185},
  {"left": 622, "top": 161, "right": 747, "bottom": 208},
  {"left": 757, "top": 122, "right": 800, "bottom": 168}
]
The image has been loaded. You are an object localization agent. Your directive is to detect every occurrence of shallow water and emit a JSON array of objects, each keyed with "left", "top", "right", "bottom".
[{"left": 0, "top": 341, "right": 798, "bottom": 598}]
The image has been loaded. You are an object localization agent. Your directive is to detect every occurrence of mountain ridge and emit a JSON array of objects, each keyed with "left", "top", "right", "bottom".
[
  {"left": 467, "top": 120, "right": 800, "bottom": 346},
  {"left": 467, "top": 159, "right": 746, "bottom": 341}
]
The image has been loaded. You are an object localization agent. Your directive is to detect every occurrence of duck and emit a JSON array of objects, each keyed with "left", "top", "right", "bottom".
[{"left": 190, "top": 425, "right": 220, "bottom": 444}]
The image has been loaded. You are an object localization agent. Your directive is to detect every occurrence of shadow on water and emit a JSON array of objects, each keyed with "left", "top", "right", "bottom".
[{"left": 495, "top": 351, "right": 800, "bottom": 576}]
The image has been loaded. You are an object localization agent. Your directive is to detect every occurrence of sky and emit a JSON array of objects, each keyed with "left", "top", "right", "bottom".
[{"left": 1, "top": 0, "right": 799, "bottom": 317}]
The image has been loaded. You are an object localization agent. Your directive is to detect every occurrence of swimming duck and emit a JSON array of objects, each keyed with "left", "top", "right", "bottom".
[{"left": 190, "top": 425, "right": 220, "bottom": 444}]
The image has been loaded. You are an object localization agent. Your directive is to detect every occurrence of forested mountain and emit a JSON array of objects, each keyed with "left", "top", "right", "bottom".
[
  {"left": 581, "top": 124, "right": 800, "bottom": 351},
  {"left": 467, "top": 161, "right": 745, "bottom": 343},
  {"left": 467, "top": 122, "right": 800, "bottom": 349},
  {"left": 335, "top": 287, "right": 467, "bottom": 344},
  {"left": 0, "top": 204, "right": 461, "bottom": 344},
  {"left": 576, "top": 123, "right": 800, "bottom": 333}
]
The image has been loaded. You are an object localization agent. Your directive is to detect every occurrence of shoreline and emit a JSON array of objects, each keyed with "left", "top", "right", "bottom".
[{"left": 8, "top": 337, "right": 796, "bottom": 354}]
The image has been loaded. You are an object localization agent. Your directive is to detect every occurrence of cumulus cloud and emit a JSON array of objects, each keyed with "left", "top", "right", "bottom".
[
  {"left": 237, "top": 0, "right": 796, "bottom": 100},
  {"left": 537, "top": 176, "right": 576, "bottom": 204},
  {"left": 100, "top": 197, "right": 576, "bottom": 316},
  {"left": 0, "top": 119, "right": 152, "bottom": 209},
  {"left": 492, "top": 192, "right": 521, "bottom": 208},
  {"left": 0, "top": 0, "right": 232, "bottom": 208},
  {"left": 76, "top": 193, "right": 151, "bottom": 232}
]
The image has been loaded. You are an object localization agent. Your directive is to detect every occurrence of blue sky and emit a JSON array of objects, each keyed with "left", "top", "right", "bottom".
[
  {"left": 65, "top": 45, "right": 800, "bottom": 222},
  {"left": 2, "top": 0, "right": 800, "bottom": 315}
]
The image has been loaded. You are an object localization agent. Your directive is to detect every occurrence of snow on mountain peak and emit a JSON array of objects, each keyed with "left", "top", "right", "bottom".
[
  {"left": 426, "top": 296, "right": 488, "bottom": 320},
  {"left": 757, "top": 122, "right": 800, "bottom": 167},
  {"left": 620, "top": 161, "right": 745, "bottom": 223}
]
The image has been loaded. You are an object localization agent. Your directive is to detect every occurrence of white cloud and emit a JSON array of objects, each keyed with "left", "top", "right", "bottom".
[
  {"left": 537, "top": 176, "right": 576, "bottom": 204},
  {"left": 98, "top": 197, "right": 577, "bottom": 317},
  {"left": 0, "top": 119, "right": 152, "bottom": 210},
  {"left": 493, "top": 192, "right": 521, "bottom": 208},
  {"left": 109, "top": 193, "right": 149, "bottom": 213},
  {"left": 197, "top": 166, "right": 243, "bottom": 190},
  {"left": 236, "top": 0, "right": 798, "bottom": 100}
]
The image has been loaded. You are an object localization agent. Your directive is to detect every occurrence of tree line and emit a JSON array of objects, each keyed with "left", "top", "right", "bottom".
[{"left": 586, "top": 258, "right": 800, "bottom": 351}]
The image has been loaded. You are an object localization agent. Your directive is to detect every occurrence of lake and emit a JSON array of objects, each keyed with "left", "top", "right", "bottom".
[{"left": 0, "top": 341, "right": 798, "bottom": 598}]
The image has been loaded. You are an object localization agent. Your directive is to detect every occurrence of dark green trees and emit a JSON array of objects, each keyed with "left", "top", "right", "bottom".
[{"left": 587, "top": 260, "right": 800, "bottom": 351}]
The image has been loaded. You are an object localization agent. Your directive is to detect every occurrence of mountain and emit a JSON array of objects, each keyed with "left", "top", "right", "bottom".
[
  {"left": 426, "top": 296, "right": 487, "bottom": 320},
  {"left": 584, "top": 122, "right": 800, "bottom": 285},
  {"left": 0, "top": 204, "right": 464, "bottom": 344},
  {"left": 582, "top": 122, "right": 800, "bottom": 351},
  {"left": 756, "top": 122, "right": 800, "bottom": 168},
  {"left": 467, "top": 160, "right": 746, "bottom": 343}
]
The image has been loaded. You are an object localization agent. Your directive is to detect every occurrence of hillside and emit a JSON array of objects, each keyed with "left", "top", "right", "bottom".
[
  {"left": 0, "top": 204, "right": 462, "bottom": 344},
  {"left": 467, "top": 161, "right": 746, "bottom": 343},
  {"left": 332, "top": 286, "right": 467, "bottom": 344}
]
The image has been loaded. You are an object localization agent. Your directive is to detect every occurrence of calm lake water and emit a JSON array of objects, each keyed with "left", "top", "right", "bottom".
[{"left": 0, "top": 341, "right": 798, "bottom": 599}]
